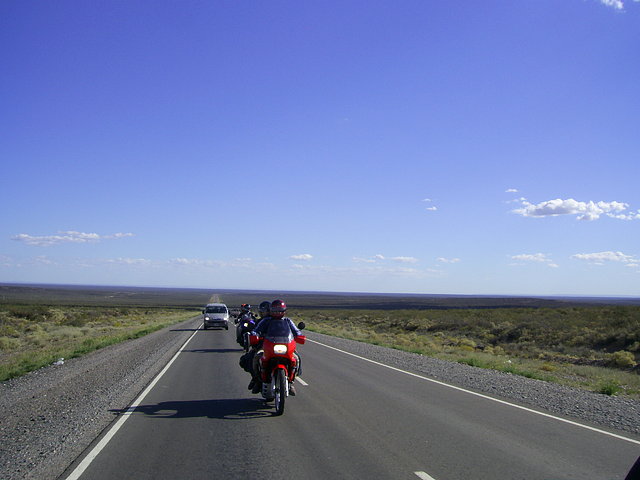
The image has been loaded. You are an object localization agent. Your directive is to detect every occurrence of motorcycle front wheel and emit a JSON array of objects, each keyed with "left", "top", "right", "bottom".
[{"left": 274, "top": 368, "right": 287, "bottom": 416}]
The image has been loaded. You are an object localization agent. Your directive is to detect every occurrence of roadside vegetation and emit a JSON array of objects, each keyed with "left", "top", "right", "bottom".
[
  {"left": 0, "top": 305, "right": 197, "bottom": 381},
  {"left": 3, "top": 285, "right": 639, "bottom": 398},
  {"left": 293, "top": 306, "right": 640, "bottom": 398}
]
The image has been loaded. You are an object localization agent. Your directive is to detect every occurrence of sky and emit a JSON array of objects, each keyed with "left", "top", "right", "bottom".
[{"left": 1, "top": 0, "right": 639, "bottom": 296}]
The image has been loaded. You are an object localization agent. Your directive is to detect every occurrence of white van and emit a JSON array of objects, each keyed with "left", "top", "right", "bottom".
[{"left": 202, "top": 303, "right": 229, "bottom": 330}]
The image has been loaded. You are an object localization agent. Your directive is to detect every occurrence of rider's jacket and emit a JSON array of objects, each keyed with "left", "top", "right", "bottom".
[
  {"left": 239, "top": 312, "right": 256, "bottom": 323},
  {"left": 253, "top": 316, "right": 301, "bottom": 338}
]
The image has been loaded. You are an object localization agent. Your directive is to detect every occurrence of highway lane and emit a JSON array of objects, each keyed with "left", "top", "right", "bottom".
[{"left": 64, "top": 323, "right": 640, "bottom": 480}]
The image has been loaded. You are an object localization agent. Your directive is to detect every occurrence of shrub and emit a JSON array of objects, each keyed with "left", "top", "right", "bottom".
[
  {"left": 599, "top": 380, "right": 621, "bottom": 396},
  {"left": 0, "top": 324, "right": 20, "bottom": 337},
  {"left": 493, "top": 346, "right": 506, "bottom": 356},
  {"left": 0, "top": 337, "right": 20, "bottom": 350},
  {"left": 540, "top": 363, "right": 556, "bottom": 372},
  {"left": 48, "top": 309, "right": 67, "bottom": 324},
  {"left": 458, "top": 357, "right": 484, "bottom": 368},
  {"left": 458, "top": 338, "right": 477, "bottom": 350},
  {"left": 607, "top": 350, "right": 636, "bottom": 369}
]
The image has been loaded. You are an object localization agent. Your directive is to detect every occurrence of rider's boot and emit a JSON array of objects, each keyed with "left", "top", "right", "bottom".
[
  {"left": 251, "top": 380, "right": 262, "bottom": 394},
  {"left": 289, "top": 381, "right": 296, "bottom": 396}
]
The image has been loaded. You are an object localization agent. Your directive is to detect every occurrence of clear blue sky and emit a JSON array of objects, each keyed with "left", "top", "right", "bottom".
[{"left": 2, "top": 0, "right": 639, "bottom": 296}]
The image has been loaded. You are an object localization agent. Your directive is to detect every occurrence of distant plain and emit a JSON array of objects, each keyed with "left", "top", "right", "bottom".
[{"left": 1, "top": 283, "right": 638, "bottom": 396}]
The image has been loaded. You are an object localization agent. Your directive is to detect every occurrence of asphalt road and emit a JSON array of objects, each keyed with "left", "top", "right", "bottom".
[{"left": 62, "top": 322, "right": 640, "bottom": 480}]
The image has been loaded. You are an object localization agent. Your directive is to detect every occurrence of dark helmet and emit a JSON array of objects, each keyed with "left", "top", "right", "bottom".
[
  {"left": 240, "top": 303, "right": 251, "bottom": 313},
  {"left": 258, "top": 301, "right": 271, "bottom": 315},
  {"left": 270, "top": 299, "right": 287, "bottom": 319}
]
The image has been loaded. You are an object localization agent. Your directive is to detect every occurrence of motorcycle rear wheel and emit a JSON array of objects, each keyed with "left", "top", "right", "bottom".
[{"left": 274, "top": 368, "right": 287, "bottom": 416}]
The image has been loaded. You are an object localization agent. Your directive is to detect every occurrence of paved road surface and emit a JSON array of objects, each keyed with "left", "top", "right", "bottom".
[{"left": 62, "top": 322, "right": 640, "bottom": 480}]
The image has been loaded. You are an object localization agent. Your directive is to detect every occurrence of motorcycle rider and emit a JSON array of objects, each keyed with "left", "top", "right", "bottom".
[
  {"left": 242, "top": 301, "right": 271, "bottom": 383},
  {"left": 258, "top": 301, "right": 270, "bottom": 318},
  {"left": 238, "top": 304, "right": 255, "bottom": 321},
  {"left": 246, "top": 301, "right": 271, "bottom": 392},
  {"left": 250, "top": 299, "right": 302, "bottom": 395},
  {"left": 236, "top": 304, "right": 256, "bottom": 345}
]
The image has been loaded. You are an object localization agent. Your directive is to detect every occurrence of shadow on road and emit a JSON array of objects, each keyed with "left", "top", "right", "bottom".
[
  {"left": 626, "top": 456, "right": 640, "bottom": 480},
  {"left": 169, "top": 328, "right": 201, "bottom": 332},
  {"left": 110, "top": 398, "right": 275, "bottom": 419},
  {"left": 181, "top": 348, "right": 242, "bottom": 354}
]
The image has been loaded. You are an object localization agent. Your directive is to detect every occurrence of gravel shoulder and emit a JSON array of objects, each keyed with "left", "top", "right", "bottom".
[
  {"left": 1, "top": 323, "right": 639, "bottom": 480},
  {"left": 0, "top": 316, "right": 203, "bottom": 480},
  {"left": 309, "top": 332, "right": 640, "bottom": 438}
]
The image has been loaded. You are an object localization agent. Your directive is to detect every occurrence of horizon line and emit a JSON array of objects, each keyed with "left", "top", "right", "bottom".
[{"left": 1, "top": 281, "right": 639, "bottom": 301}]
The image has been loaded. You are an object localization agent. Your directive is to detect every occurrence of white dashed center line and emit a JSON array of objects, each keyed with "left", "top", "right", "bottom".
[{"left": 414, "top": 471, "right": 437, "bottom": 480}]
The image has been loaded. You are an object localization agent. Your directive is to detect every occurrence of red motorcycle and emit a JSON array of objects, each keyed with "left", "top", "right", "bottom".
[{"left": 250, "top": 320, "right": 306, "bottom": 415}]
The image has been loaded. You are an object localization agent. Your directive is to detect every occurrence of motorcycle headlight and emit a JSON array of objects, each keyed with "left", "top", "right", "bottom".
[
  {"left": 273, "top": 344, "right": 288, "bottom": 354},
  {"left": 243, "top": 323, "right": 249, "bottom": 328},
  {"left": 204, "top": 317, "right": 210, "bottom": 320}
]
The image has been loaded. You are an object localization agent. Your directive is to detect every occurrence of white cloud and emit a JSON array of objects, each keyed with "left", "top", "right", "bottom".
[
  {"left": 353, "top": 257, "right": 377, "bottom": 263},
  {"left": 107, "top": 257, "right": 153, "bottom": 266},
  {"left": 353, "top": 254, "right": 387, "bottom": 263},
  {"left": 599, "top": 0, "right": 624, "bottom": 10},
  {"left": 510, "top": 253, "right": 558, "bottom": 268},
  {"left": 571, "top": 251, "right": 637, "bottom": 265},
  {"left": 170, "top": 258, "right": 222, "bottom": 267},
  {"left": 437, "top": 257, "right": 461, "bottom": 264},
  {"left": 512, "top": 253, "right": 551, "bottom": 263},
  {"left": 285, "top": 263, "right": 433, "bottom": 279},
  {"left": 12, "top": 231, "right": 134, "bottom": 246},
  {"left": 512, "top": 198, "right": 631, "bottom": 221},
  {"left": 168, "top": 257, "right": 259, "bottom": 269},
  {"left": 608, "top": 210, "right": 640, "bottom": 220},
  {"left": 391, "top": 256, "right": 419, "bottom": 264},
  {"left": 290, "top": 254, "right": 313, "bottom": 261},
  {"left": 422, "top": 198, "right": 438, "bottom": 211},
  {"left": 354, "top": 254, "right": 418, "bottom": 264},
  {"left": 109, "top": 233, "right": 135, "bottom": 239},
  {"left": 33, "top": 255, "right": 56, "bottom": 265},
  {"left": 229, "top": 258, "right": 254, "bottom": 268},
  {"left": 171, "top": 257, "right": 203, "bottom": 266},
  {"left": 505, "top": 188, "right": 519, "bottom": 193}
]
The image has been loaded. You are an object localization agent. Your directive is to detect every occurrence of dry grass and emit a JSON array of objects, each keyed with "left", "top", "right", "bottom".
[
  {"left": 293, "top": 307, "right": 640, "bottom": 398},
  {"left": 0, "top": 305, "right": 197, "bottom": 381}
]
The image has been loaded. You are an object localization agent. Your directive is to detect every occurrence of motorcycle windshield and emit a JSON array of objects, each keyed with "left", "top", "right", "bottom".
[{"left": 264, "top": 319, "right": 294, "bottom": 344}]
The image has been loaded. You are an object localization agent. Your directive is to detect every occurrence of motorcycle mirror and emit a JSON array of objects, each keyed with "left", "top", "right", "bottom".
[{"left": 297, "top": 322, "right": 306, "bottom": 330}]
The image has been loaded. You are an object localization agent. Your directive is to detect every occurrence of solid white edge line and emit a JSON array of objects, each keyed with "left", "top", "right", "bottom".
[
  {"left": 64, "top": 324, "right": 203, "bottom": 480},
  {"left": 415, "top": 471, "right": 437, "bottom": 480},
  {"left": 308, "top": 339, "right": 640, "bottom": 446}
]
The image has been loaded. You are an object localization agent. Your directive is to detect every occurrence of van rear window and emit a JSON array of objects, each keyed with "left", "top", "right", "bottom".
[{"left": 205, "top": 306, "right": 226, "bottom": 313}]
